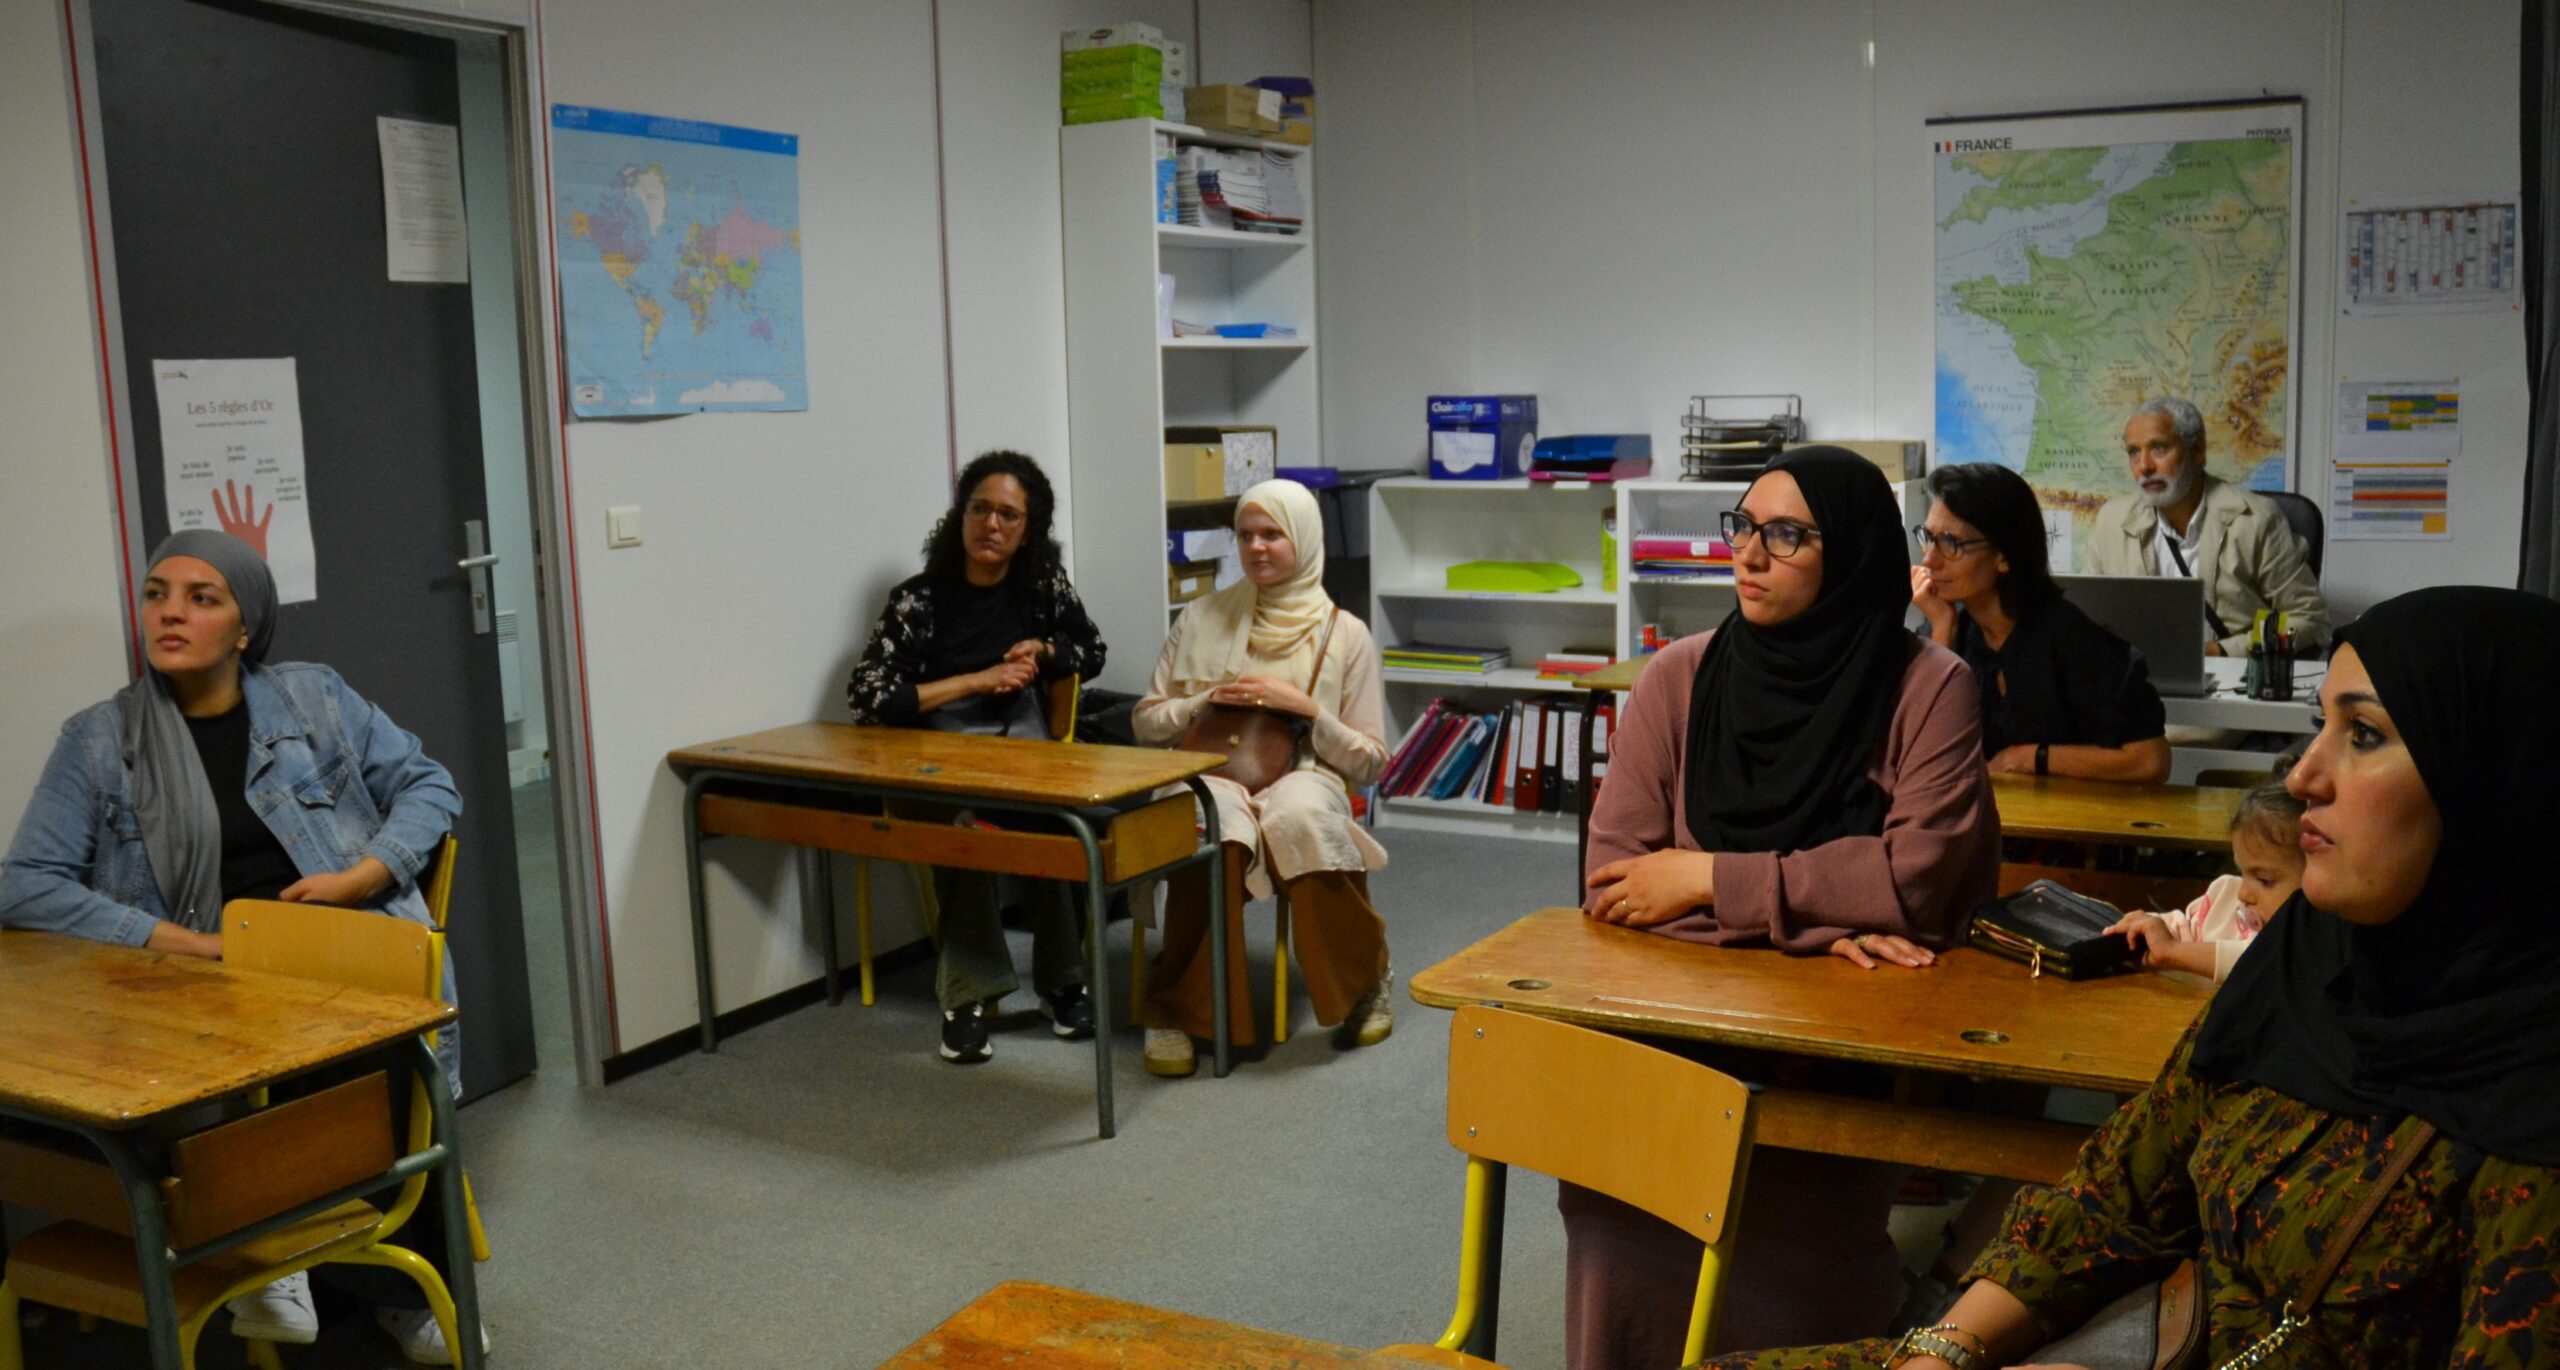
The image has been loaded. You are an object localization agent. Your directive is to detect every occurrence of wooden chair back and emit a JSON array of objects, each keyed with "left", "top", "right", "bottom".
[
  {"left": 1445, "top": 1005, "right": 1752, "bottom": 1246},
  {"left": 419, "top": 832, "right": 459, "bottom": 928},
  {"left": 223, "top": 900, "right": 442, "bottom": 1002},
  {"left": 1045, "top": 673, "right": 1080, "bottom": 743}
]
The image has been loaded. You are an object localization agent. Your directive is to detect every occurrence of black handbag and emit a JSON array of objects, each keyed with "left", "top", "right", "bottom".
[
  {"left": 1967, "top": 879, "right": 2141, "bottom": 979},
  {"left": 1177, "top": 610, "right": 1338, "bottom": 794}
]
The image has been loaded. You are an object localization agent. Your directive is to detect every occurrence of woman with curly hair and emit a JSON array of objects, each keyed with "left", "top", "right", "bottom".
[{"left": 847, "top": 451, "right": 1106, "bottom": 1065}]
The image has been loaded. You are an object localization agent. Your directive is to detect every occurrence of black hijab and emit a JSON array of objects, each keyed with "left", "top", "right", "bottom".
[
  {"left": 2191, "top": 587, "right": 2560, "bottom": 1166},
  {"left": 1682, "top": 447, "right": 1914, "bottom": 853}
]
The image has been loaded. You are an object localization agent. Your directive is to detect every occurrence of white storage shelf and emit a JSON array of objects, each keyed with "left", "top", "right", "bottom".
[
  {"left": 1062, "top": 118, "right": 1318, "bottom": 694},
  {"left": 1612, "top": 477, "right": 1925, "bottom": 657}
]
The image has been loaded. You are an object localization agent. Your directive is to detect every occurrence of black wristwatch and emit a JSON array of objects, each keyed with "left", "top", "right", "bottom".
[{"left": 2034, "top": 742, "right": 2051, "bottom": 775}]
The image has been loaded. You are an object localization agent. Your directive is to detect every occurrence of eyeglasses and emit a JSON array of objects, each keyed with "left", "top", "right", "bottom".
[
  {"left": 1720, "top": 509, "right": 1821, "bottom": 559},
  {"left": 1912, "top": 526, "right": 1994, "bottom": 559},
  {"left": 965, "top": 500, "right": 1027, "bottom": 530}
]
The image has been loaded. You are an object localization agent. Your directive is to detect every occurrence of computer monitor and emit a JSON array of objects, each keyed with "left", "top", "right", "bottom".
[{"left": 2056, "top": 574, "right": 2208, "bottom": 699}]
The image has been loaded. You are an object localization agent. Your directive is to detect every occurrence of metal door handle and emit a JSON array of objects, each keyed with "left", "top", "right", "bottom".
[
  {"left": 460, "top": 520, "right": 495, "bottom": 635},
  {"left": 457, "top": 553, "right": 500, "bottom": 570}
]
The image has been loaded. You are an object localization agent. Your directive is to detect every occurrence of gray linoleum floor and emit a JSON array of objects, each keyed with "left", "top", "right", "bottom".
[{"left": 16, "top": 825, "right": 1597, "bottom": 1369}]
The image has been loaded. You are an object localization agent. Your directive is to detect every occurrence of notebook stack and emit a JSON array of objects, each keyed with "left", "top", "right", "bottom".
[
  {"left": 1534, "top": 647, "right": 1615, "bottom": 680},
  {"left": 1175, "top": 146, "right": 1305, "bottom": 235},
  {"left": 1631, "top": 533, "right": 1734, "bottom": 581},
  {"left": 1381, "top": 643, "right": 1510, "bottom": 675}
]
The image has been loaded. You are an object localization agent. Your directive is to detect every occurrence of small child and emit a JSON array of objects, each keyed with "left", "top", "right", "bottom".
[{"left": 2107, "top": 775, "right": 2304, "bottom": 983}]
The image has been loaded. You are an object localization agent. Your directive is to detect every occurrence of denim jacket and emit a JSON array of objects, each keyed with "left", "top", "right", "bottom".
[{"left": 1, "top": 662, "right": 466, "bottom": 1087}]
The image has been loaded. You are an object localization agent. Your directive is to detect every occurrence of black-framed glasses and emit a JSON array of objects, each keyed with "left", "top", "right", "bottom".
[
  {"left": 1912, "top": 525, "right": 1994, "bottom": 559},
  {"left": 1719, "top": 509, "right": 1820, "bottom": 559}
]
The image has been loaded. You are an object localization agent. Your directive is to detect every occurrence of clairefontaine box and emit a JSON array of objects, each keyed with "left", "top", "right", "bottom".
[{"left": 1427, "top": 395, "right": 1539, "bottom": 480}]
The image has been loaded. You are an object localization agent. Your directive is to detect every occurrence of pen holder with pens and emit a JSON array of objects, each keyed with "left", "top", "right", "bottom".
[{"left": 2243, "top": 610, "right": 2296, "bottom": 701}]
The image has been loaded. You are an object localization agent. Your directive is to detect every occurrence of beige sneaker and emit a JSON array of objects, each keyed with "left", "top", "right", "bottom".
[
  {"left": 1341, "top": 964, "right": 1394, "bottom": 1048},
  {"left": 1143, "top": 1027, "right": 1197, "bottom": 1077}
]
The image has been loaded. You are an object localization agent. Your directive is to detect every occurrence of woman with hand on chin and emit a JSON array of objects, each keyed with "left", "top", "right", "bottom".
[
  {"left": 1707, "top": 586, "right": 2560, "bottom": 1370},
  {"left": 0, "top": 529, "right": 472, "bottom": 1361},
  {"left": 1133, "top": 478, "right": 1389, "bottom": 1079},
  {"left": 1572, "top": 447, "right": 2000, "bottom": 1364},
  {"left": 1909, "top": 462, "right": 2170, "bottom": 783}
]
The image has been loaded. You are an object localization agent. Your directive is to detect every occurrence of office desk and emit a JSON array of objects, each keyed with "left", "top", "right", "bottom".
[
  {"left": 0, "top": 931, "right": 479, "bottom": 1370},
  {"left": 1991, "top": 772, "right": 2238, "bottom": 852},
  {"left": 876, "top": 1280, "right": 1476, "bottom": 1369},
  {"left": 1410, "top": 908, "right": 2209, "bottom": 1183},
  {"left": 667, "top": 723, "right": 1230, "bottom": 1139}
]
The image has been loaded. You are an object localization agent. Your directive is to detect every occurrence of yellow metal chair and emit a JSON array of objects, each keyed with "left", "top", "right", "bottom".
[
  {"left": 404, "top": 832, "right": 491, "bottom": 1264},
  {"left": 0, "top": 902, "right": 468, "bottom": 1370},
  {"left": 846, "top": 674, "right": 1079, "bottom": 1006},
  {"left": 1381, "top": 1005, "right": 1758, "bottom": 1368}
]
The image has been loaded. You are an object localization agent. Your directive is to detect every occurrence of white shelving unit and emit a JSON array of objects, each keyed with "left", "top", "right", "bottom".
[
  {"left": 1366, "top": 477, "right": 1618, "bottom": 844},
  {"left": 1062, "top": 119, "right": 1316, "bottom": 693}
]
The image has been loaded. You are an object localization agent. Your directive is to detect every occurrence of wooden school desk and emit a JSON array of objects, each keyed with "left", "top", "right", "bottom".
[
  {"left": 1410, "top": 908, "right": 2211, "bottom": 1184},
  {"left": 0, "top": 931, "right": 482, "bottom": 1370},
  {"left": 1990, "top": 772, "right": 2238, "bottom": 853},
  {"left": 666, "top": 722, "right": 1230, "bottom": 1139},
  {"left": 876, "top": 1280, "right": 1480, "bottom": 1369}
]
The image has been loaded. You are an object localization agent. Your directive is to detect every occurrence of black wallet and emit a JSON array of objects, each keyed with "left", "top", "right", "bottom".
[{"left": 1968, "top": 879, "right": 2141, "bottom": 979}]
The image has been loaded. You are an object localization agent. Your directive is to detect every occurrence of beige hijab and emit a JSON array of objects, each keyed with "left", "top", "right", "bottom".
[{"left": 1167, "top": 478, "right": 1334, "bottom": 694}]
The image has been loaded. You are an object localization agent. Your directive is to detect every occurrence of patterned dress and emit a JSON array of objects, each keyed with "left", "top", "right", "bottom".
[
  {"left": 846, "top": 563, "right": 1105, "bottom": 727},
  {"left": 1707, "top": 1026, "right": 2560, "bottom": 1369}
]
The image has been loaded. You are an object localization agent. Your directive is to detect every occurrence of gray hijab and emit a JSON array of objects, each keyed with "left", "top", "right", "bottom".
[{"left": 117, "top": 530, "right": 279, "bottom": 930}]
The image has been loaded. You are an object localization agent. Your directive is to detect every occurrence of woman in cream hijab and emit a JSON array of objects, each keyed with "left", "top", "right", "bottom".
[{"left": 1135, "top": 479, "right": 1390, "bottom": 1077}]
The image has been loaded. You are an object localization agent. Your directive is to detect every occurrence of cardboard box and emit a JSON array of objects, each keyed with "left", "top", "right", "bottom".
[
  {"left": 1247, "top": 77, "right": 1313, "bottom": 145},
  {"left": 1427, "top": 395, "right": 1539, "bottom": 480},
  {"left": 1166, "top": 528, "right": 1236, "bottom": 564},
  {"left": 1163, "top": 441, "right": 1226, "bottom": 502},
  {"left": 1185, "top": 84, "right": 1283, "bottom": 135},
  {"left": 1168, "top": 561, "right": 1219, "bottom": 604},
  {"left": 1167, "top": 424, "right": 1278, "bottom": 496},
  {"left": 1061, "top": 23, "right": 1165, "bottom": 53},
  {"left": 1062, "top": 96, "right": 1165, "bottom": 126}
]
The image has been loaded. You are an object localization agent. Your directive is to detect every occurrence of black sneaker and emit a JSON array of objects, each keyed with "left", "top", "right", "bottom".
[
  {"left": 1044, "top": 983, "right": 1096, "bottom": 1040},
  {"left": 939, "top": 1001, "right": 992, "bottom": 1063}
]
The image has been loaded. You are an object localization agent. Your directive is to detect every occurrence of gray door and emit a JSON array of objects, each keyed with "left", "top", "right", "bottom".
[{"left": 95, "top": 0, "right": 537, "bottom": 1099}]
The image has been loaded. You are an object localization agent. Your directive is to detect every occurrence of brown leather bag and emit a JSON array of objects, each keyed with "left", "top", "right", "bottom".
[{"left": 1178, "top": 610, "right": 1338, "bottom": 794}]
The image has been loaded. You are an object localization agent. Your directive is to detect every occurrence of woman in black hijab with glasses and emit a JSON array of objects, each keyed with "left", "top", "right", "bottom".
[
  {"left": 1573, "top": 448, "right": 2002, "bottom": 1364},
  {"left": 1706, "top": 585, "right": 2560, "bottom": 1370}
]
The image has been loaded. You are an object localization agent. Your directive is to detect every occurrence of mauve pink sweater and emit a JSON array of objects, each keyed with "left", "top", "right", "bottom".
[{"left": 1583, "top": 629, "right": 2000, "bottom": 952}]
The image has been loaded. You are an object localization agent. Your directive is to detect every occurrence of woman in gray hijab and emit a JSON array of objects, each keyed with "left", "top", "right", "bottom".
[{"left": 0, "top": 529, "right": 473, "bottom": 1359}]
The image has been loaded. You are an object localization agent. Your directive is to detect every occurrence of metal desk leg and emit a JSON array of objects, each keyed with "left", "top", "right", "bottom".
[
  {"left": 1464, "top": 1159, "right": 1509, "bottom": 1363},
  {"left": 683, "top": 770, "right": 719, "bottom": 1052},
  {"left": 807, "top": 847, "right": 842, "bottom": 1007},
  {"left": 1187, "top": 776, "right": 1231, "bottom": 1078},
  {"left": 77, "top": 1124, "right": 182, "bottom": 1367},
  {"left": 1062, "top": 810, "right": 1114, "bottom": 1140},
  {"left": 417, "top": 1040, "right": 488, "bottom": 1370}
]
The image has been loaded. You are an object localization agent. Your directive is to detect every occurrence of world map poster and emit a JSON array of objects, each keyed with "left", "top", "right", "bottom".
[
  {"left": 1933, "top": 100, "right": 2302, "bottom": 568},
  {"left": 552, "top": 105, "right": 805, "bottom": 417}
]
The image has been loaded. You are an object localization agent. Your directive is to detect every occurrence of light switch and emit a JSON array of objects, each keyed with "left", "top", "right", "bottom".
[{"left": 606, "top": 506, "right": 643, "bottom": 548}]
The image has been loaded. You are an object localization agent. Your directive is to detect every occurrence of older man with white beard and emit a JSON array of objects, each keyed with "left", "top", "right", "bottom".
[{"left": 2082, "top": 396, "right": 2329, "bottom": 657}]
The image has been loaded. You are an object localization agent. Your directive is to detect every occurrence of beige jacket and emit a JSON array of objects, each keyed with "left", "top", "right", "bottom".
[{"left": 2084, "top": 476, "right": 2330, "bottom": 655}]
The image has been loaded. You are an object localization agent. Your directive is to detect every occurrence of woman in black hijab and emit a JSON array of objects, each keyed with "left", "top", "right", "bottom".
[
  {"left": 1702, "top": 585, "right": 2560, "bottom": 1370},
  {"left": 1572, "top": 448, "right": 2003, "bottom": 1364}
]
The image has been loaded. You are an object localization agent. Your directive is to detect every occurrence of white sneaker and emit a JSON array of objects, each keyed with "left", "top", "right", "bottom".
[
  {"left": 1143, "top": 1027, "right": 1197, "bottom": 1078},
  {"left": 376, "top": 1306, "right": 489, "bottom": 1365},
  {"left": 1342, "top": 963, "right": 1395, "bottom": 1048},
  {"left": 226, "top": 1271, "right": 317, "bottom": 1344}
]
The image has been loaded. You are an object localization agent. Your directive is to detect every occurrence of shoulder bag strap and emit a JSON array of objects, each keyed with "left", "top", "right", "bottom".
[
  {"left": 2296, "top": 1119, "right": 2438, "bottom": 1312},
  {"left": 1303, "top": 609, "right": 1340, "bottom": 696}
]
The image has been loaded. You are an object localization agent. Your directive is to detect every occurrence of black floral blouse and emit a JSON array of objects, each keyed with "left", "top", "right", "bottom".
[
  {"left": 846, "top": 563, "right": 1106, "bottom": 727},
  {"left": 1707, "top": 1026, "right": 2560, "bottom": 1368}
]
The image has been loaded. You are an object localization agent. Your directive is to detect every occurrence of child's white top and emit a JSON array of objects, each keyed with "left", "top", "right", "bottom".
[{"left": 2158, "top": 873, "right": 2264, "bottom": 984}]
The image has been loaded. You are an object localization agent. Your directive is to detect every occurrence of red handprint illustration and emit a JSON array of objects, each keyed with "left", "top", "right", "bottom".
[{"left": 212, "top": 480, "right": 273, "bottom": 558}]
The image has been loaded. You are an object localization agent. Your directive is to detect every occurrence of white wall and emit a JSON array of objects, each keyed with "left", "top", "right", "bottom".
[
  {"left": 0, "top": 6, "right": 138, "bottom": 790},
  {"left": 1315, "top": 0, "right": 2525, "bottom": 617}
]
